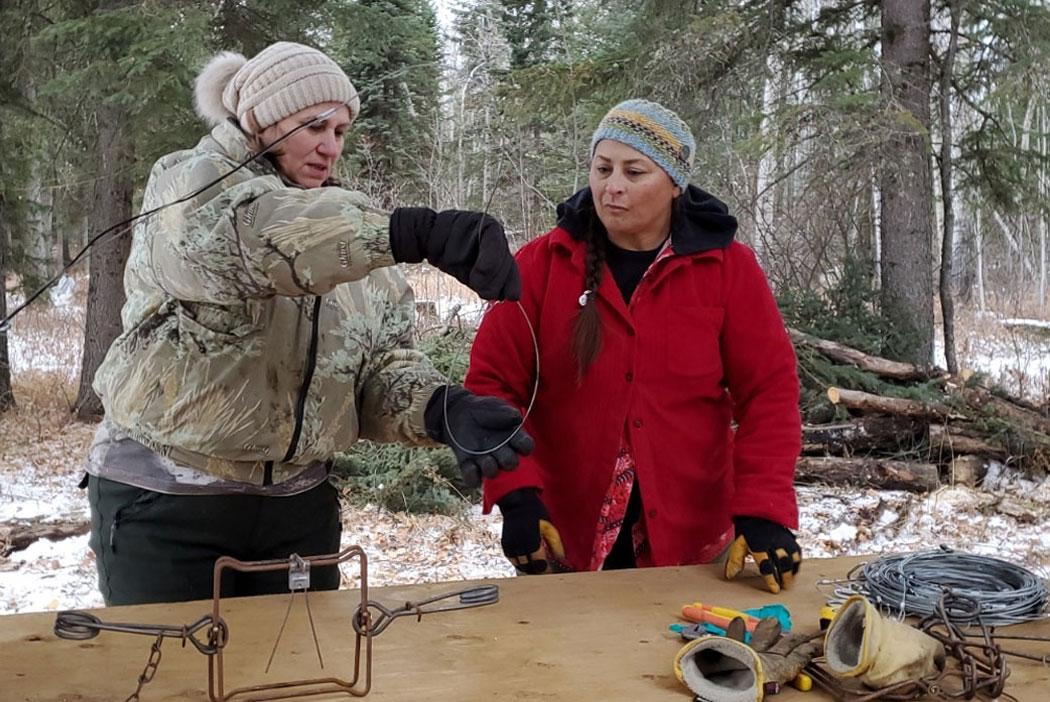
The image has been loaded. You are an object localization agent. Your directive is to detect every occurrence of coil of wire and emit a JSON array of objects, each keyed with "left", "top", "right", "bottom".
[{"left": 844, "top": 548, "right": 1049, "bottom": 626}]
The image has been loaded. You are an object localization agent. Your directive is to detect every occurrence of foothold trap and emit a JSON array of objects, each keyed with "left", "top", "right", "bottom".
[{"left": 54, "top": 545, "right": 499, "bottom": 701}]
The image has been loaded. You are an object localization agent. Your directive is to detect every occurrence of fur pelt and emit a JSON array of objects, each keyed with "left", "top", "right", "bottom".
[{"left": 193, "top": 51, "right": 246, "bottom": 126}]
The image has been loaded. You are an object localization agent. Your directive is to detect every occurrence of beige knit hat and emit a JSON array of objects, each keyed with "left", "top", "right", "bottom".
[{"left": 194, "top": 42, "right": 360, "bottom": 132}]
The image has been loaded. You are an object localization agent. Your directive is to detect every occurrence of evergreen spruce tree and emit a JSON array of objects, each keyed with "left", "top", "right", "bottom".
[
  {"left": 29, "top": 0, "right": 211, "bottom": 418},
  {"left": 329, "top": 0, "right": 442, "bottom": 205}
]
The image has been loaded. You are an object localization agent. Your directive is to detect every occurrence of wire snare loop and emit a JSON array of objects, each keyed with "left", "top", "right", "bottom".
[{"left": 440, "top": 299, "right": 539, "bottom": 457}]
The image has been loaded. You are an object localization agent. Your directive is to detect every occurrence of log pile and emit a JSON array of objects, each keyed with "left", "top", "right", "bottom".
[
  {"left": 0, "top": 517, "right": 89, "bottom": 556},
  {"left": 789, "top": 328, "right": 1050, "bottom": 492}
]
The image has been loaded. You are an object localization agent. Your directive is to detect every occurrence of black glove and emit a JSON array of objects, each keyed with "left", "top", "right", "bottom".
[
  {"left": 723, "top": 516, "right": 801, "bottom": 594},
  {"left": 389, "top": 207, "right": 521, "bottom": 300},
  {"left": 497, "top": 488, "right": 566, "bottom": 575},
  {"left": 424, "top": 385, "right": 534, "bottom": 487}
]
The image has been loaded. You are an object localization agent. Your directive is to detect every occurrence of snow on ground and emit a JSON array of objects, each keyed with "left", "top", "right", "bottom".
[
  {"left": 799, "top": 480, "right": 1050, "bottom": 578},
  {"left": 1002, "top": 318, "right": 1050, "bottom": 330},
  {"left": 961, "top": 334, "right": 1050, "bottom": 404},
  {"left": 2, "top": 440, "right": 1048, "bottom": 615},
  {"left": 935, "top": 310, "right": 1050, "bottom": 404},
  {"left": 0, "top": 449, "right": 514, "bottom": 615}
]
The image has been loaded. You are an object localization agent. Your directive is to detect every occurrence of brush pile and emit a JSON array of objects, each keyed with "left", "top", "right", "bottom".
[{"left": 790, "top": 328, "right": 1050, "bottom": 493}]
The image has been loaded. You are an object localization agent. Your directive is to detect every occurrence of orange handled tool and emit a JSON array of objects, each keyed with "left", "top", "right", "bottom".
[{"left": 681, "top": 603, "right": 761, "bottom": 633}]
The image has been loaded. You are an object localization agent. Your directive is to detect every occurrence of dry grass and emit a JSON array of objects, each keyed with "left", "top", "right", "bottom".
[
  {"left": 0, "top": 370, "right": 96, "bottom": 480},
  {"left": 1, "top": 372, "right": 80, "bottom": 441},
  {"left": 971, "top": 288, "right": 1050, "bottom": 321},
  {"left": 1, "top": 274, "right": 95, "bottom": 475}
]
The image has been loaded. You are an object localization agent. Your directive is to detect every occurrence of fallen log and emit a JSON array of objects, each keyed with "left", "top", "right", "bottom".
[
  {"left": 791, "top": 330, "right": 1047, "bottom": 476},
  {"left": 795, "top": 456, "right": 940, "bottom": 492},
  {"left": 960, "top": 387, "right": 1050, "bottom": 436},
  {"left": 1000, "top": 318, "right": 1050, "bottom": 337},
  {"left": 928, "top": 424, "right": 1007, "bottom": 458},
  {"left": 957, "top": 369, "right": 1048, "bottom": 415},
  {"left": 789, "top": 328, "right": 942, "bottom": 381},
  {"left": 827, "top": 387, "right": 955, "bottom": 419},
  {"left": 803, "top": 416, "right": 922, "bottom": 454},
  {"left": 0, "top": 518, "right": 89, "bottom": 556}
]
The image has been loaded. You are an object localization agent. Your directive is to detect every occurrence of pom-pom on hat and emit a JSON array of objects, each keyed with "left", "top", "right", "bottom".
[
  {"left": 589, "top": 99, "right": 695, "bottom": 190},
  {"left": 193, "top": 42, "right": 359, "bottom": 132}
]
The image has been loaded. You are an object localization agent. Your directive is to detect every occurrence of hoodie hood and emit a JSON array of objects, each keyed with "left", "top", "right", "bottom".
[{"left": 555, "top": 184, "right": 737, "bottom": 255}]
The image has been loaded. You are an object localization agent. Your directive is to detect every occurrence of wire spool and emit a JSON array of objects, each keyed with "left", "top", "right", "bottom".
[{"left": 845, "top": 548, "right": 1049, "bottom": 626}]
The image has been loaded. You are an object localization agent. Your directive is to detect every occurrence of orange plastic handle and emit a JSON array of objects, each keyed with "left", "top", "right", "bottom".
[{"left": 681, "top": 605, "right": 759, "bottom": 633}]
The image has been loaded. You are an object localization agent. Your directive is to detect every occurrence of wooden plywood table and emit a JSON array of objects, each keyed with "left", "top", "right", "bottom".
[{"left": 3, "top": 556, "right": 1048, "bottom": 701}]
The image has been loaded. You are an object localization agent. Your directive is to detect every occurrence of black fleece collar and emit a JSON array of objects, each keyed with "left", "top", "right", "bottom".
[{"left": 555, "top": 185, "right": 737, "bottom": 255}]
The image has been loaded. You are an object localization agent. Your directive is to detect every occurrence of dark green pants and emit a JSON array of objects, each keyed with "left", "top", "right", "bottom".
[{"left": 87, "top": 476, "right": 342, "bottom": 606}]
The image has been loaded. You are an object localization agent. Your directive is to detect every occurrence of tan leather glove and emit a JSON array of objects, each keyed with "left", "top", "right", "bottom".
[
  {"left": 674, "top": 617, "right": 822, "bottom": 701},
  {"left": 824, "top": 595, "right": 946, "bottom": 688}
]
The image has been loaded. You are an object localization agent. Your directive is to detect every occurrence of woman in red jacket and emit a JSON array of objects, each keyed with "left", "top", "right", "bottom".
[{"left": 466, "top": 99, "right": 803, "bottom": 593}]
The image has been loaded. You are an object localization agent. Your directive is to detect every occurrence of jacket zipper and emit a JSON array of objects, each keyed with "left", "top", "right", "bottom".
[{"left": 275, "top": 295, "right": 323, "bottom": 480}]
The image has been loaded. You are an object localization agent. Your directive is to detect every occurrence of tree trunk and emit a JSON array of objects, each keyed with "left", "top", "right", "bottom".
[
  {"left": 937, "top": 1, "right": 961, "bottom": 374},
  {"left": 928, "top": 424, "right": 1006, "bottom": 458},
  {"left": 795, "top": 456, "right": 940, "bottom": 492},
  {"left": 974, "top": 208, "right": 986, "bottom": 311},
  {"left": 879, "top": 0, "right": 935, "bottom": 364},
  {"left": 752, "top": 1, "right": 786, "bottom": 265},
  {"left": 0, "top": 196, "right": 14, "bottom": 413},
  {"left": 1014, "top": 97, "right": 1037, "bottom": 307},
  {"left": 946, "top": 455, "right": 987, "bottom": 487},
  {"left": 856, "top": 174, "right": 877, "bottom": 288},
  {"left": 73, "top": 103, "right": 133, "bottom": 421},
  {"left": 955, "top": 210, "right": 975, "bottom": 305},
  {"left": 1041, "top": 104, "right": 1048, "bottom": 312},
  {"left": 872, "top": 166, "right": 882, "bottom": 290},
  {"left": 960, "top": 387, "right": 1050, "bottom": 436},
  {"left": 992, "top": 210, "right": 1035, "bottom": 279},
  {"left": 56, "top": 177, "right": 91, "bottom": 269},
  {"left": 24, "top": 77, "right": 54, "bottom": 289}
]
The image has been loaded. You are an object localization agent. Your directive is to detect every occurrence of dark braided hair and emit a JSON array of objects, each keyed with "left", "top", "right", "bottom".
[{"left": 571, "top": 209, "right": 608, "bottom": 380}]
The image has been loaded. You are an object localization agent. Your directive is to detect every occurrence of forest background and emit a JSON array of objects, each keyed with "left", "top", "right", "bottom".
[{"left": 1, "top": 1, "right": 1049, "bottom": 535}]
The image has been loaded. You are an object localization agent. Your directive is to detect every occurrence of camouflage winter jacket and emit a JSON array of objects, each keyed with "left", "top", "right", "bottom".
[{"left": 93, "top": 120, "right": 444, "bottom": 486}]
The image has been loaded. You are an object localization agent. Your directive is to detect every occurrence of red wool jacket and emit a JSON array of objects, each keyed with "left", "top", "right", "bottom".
[{"left": 467, "top": 188, "right": 801, "bottom": 571}]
